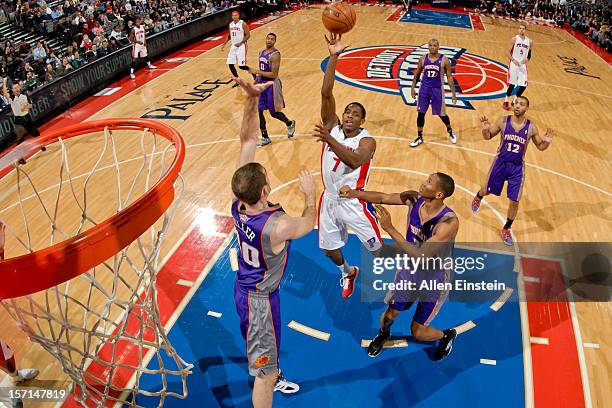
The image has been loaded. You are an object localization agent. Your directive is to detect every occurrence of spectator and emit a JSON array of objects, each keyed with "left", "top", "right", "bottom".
[
  {"left": 97, "top": 39, "right": 111, "bottom": 57},
  {"left": 32, "top": 41, "right": 47, "bottom": 60},
  {"left": 2, "top": 78, "right": 40, "bottom": 137}
]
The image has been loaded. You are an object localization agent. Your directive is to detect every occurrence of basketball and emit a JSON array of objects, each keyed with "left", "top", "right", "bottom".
[{"left": 322, "top": 2, "right": 356, "bottom": 34}]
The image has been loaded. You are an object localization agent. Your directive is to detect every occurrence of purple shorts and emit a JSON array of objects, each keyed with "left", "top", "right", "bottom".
[
  {"left": 258, "top": 79, "right": 285, "bottom": 114},
  {"left": 234, "top": 282, "right": 281, "bottom": 376},
  {"left": 417, "top": 85, "right": 445, "bottom": 116},
  {"left": 384, "top": 267, "right": 449, "bottom": 326},
  {"left": 485, "top": 160, "right": 525, "bottom": 201}
]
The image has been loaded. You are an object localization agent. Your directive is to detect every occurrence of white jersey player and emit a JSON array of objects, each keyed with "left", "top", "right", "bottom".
[
  {"left": 129, "top": 17, "right": 155, "bottom": 79},
  {"left": 503, "top": 24, "right": 532, "bottom": 110},
  {"left": 313, "top": 34, "right": 382, "bottom": 299},
  {"left": 222, "top": 10, "right": 251, "bottom": 79}
]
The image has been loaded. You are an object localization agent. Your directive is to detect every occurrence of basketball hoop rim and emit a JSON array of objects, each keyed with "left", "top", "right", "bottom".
[{"left": 0, "top": 118, "right": 185, "bottom": 300}]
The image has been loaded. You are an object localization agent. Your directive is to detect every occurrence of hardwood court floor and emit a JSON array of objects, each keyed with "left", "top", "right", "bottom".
[{"left": 0, "top": 5, "right": 610, "bottom": 407}]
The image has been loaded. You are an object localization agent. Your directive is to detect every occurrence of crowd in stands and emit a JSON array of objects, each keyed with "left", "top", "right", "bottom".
[
  {"left": 476, "top": 0, "right": 611, "bottom": 52},
  {"left": 0, "top": 0, "right": 287, "bottom": 99}
]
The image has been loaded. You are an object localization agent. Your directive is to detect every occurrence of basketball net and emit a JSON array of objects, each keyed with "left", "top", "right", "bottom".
[{"left": 0, "top": 122, "right": 192, "bottom": 407}]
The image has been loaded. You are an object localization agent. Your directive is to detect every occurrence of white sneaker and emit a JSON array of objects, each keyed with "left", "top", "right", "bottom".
[
  {"left": 147, "top": 64, "right": 156, "bottom": 69},
  {"left": 12, "top": 368, "right": 38, "bottom": 384},
  {"left": 409, "top": 136, "right": 423, "bottom": 148},
  {"left": 274, "top": 370, "right": 299, "bottom": 394},
  {"left": 449, "top": 132, "right": 457, "bottom": 144},
  {"left": 287, "top": 120, "right": 296, "bottom": 138},
  {"left": 130, "top": 73, "right": 135, "bottom": 79}
]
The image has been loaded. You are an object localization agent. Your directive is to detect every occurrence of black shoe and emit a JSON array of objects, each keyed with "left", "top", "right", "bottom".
[
  {"left": 287, "top": 120, "right": 296, "bottom": 138},
  {"left": 434, "top": 329, "right": 457, "bottom": 361},
  {"left": 18, "top": 158, "right": 26, "bottom": 165},
  {"left": 367, "top": 329, "right": 390, "bottom": 357}
]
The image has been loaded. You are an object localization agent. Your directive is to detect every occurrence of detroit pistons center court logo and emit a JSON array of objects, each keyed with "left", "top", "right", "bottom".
[{"left": 322, "top": 44, "right": 508, "bottom": 110}]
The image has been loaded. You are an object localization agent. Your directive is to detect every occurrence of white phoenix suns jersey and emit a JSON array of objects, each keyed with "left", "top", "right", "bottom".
[
  {"left": 321, "top": 125, "right": 373, "bottom": 196},
  {"left": 134, "top": 25, "right": 145, "bottom": 43},
  {"left": 511, "top": 35, "right": 530, "bottom": 61},
  {"left": 229, "top": 20, "right": 245, "bottom": 45}
]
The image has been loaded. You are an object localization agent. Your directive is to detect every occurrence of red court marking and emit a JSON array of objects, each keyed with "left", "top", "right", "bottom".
[
  {"left": 522, "top": 257, "right": 585, "bottom": 408},
  {"left": 62, "top": 215, "right": 234, "bottom": 407},
  {"left": 386, "top": 8, "right": 403, "bottom": 22},
  {"left": 563, "top": 27, "right": 612, "bottom": 65},
  {"left": 470, "top": 14, "right": 484, "bottom": 31}
]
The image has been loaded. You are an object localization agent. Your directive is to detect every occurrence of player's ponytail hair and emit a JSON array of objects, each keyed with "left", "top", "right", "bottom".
[{"left": 232, "top": 163, "right": 268, "bottom": 205}]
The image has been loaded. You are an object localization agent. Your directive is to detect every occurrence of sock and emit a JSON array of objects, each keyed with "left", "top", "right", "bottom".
[
  {"left": 417, "top": 130, "right": 423, "bottom": 139},
  {"left": 504, "top": 218, "right": 514, "bottom": 230},
  {"left": 476, "top": 192, "right": 483, "bottom": 199},
  {"left": 504, "top": 95, "right": 508, "bottom": 102},
  {"left": 447, "top": 126, "right": 453, "bottom": 135},
  {"left": 261, "top": 130, "right": 270, "bottom": 140},
  {"left": 130, "top": 68, "right": 134, "bottom": 73},
  {"left": 337, "top": 261, "right": 351, "bottom": 279}
]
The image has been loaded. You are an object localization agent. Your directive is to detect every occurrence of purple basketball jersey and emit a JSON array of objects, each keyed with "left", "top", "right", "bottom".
[
  {"left": 256, "top": 49, "right": 278, "bottom": 84},
  {"left": 421, "top": 54, "right": 443, "bottom": 88},
  {"left": 497, "top": 116, "right": 530, "bottom": 164},
  {"left": 231, "top": 199, "right": 290, "bottom": 292},
  {"left": 406, "top": 197, "right": 454, "bottom": 245}
]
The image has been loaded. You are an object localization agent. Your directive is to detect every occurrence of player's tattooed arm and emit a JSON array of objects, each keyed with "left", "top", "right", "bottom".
[
  {"left": 321, "top": 33, "right": 347, "bottom": 130},
  {"left": 531, "top": 123, "right": 553, "bottom": 151},
  {"left": 480, "top": 115, "right": 502, "bottom": 140},
  {"left": 339, "top": 187, "right": 417, "bottom": 206},
  {"left": 235, "top": 78, "right": 273, "bottom": 169}
]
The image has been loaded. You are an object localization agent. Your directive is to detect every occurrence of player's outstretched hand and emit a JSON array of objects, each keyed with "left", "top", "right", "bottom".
[
  {"left": 339, "top": 185, "right": 354, "bottom": 199},
  {"left": 233, "top": 77, "right": 272, "bottom": 97},
  {"left": 325, "top": 33, "right": 348, "bottom": 57},
  {"left": 313, "top": 121, "right": 331, "bottom": 143},
  {"left": 298, "top": 170, "right": 315, "bottom": 197},
  {"left": 480, "top": 115, "right": 490, "bottom": 130},
  {"left": 543, "top": 128, "right": 553, "bottom": 143},
  {"left": 374, "top": 204, "right": 393, "bottom": 231}
]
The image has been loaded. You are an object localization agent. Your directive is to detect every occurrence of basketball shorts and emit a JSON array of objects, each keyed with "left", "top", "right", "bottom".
[
  {"left": 258, "top": 79, "right": 285, "bottom": 113},
  {"left": 384, "top": 267, "right": 450, "bottom": 326},
  {"left": 234, "top": 282, "right": 281, "bottom": 377},
  {"left": 484, "top": 159, "right": 525, "bottom": 201},
  {"left": 318, "top": 192, "right": 382, "bottom": 252},
  {"left": 508, "top": 62, "right": 528, "bottom": 87},
  {"left": 417, "top": 85, "right": 446, "bottom": 116},
  {"left": 132, "top": 43, "right": 147, "bottom": 58},
  {"left": 227, "top": 43, "right": 247, "bottom": 66}
]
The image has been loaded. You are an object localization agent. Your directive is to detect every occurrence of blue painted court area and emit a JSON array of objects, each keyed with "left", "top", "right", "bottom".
[
  {"left": 136, "top": 232, "right": 525, "bottom": 407},
  {"left": 400, "top": 9, "right": 473, "bottom": 29}
]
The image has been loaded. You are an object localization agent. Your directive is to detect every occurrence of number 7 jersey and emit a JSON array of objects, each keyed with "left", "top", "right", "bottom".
[
  {"left": 231, "top": 200, "right": 290, "bottom": 292},
  {"left": 321, "top": 125, "right": 374, "bottom": 195}
]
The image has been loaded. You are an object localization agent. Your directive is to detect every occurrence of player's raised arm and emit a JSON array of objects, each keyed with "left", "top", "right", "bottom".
[
  {"left": 480, "top": 115, "right": 503, "bottom": 140},
  {"left": 339, "top": 186, "right": 418, "bottom": 206},
  {"left": 443, "top": 56, "right": 457, "bottom": 105},
  {"left": 321, "top": 34, "right": 347, "bottom": 130},
  {"left": 235, "top": 77, "right": 273, "bottom": 169},
  {"left": 271, "top": 171, "right": 317, "bottom": 243},
  {"left": 530, "top": 123, "right": 553, "bottom": 151}
]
